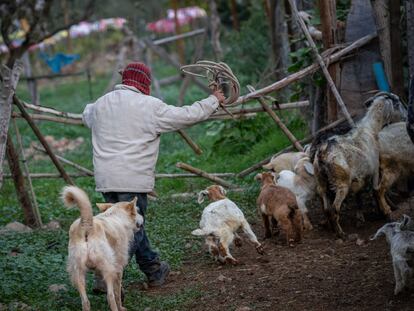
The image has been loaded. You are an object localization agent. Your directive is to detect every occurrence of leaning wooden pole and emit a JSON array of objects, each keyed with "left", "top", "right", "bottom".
[
  {"left": 289, "top": 0, "right": 354, "bottom": 126},
  {"left": 13, "top": 96, "right": 74, "bottom": 185},
  {"left": 247, "top": 85, "right": 303, "bottom": 151},
  {"left": 176, "top": 162, "right": 235, "bottom": 188},
  {"left": 234, "top": 33, "right": 377, "bottom": 106},
  {"left": 12, "top": 118, "right": 42, "bottom": 225}
]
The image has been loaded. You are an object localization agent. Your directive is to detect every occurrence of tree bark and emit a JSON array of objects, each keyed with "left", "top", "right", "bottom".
[
  {"left": 319, "top": 0, "right": 339, "bottom": 122},
  {"left": 269, "top": 0, "right": 290, "bottom": 82},
  {"left": 407, "top": 0, "right": 414, "bottom": 78},
  {"left": 208, "top": 0, "right": 223, "bottom": 61}
]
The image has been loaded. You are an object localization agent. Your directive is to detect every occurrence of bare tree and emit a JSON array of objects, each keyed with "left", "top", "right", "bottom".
[{"left": 0, "top": 0, "right": 95, "bottom": 227}]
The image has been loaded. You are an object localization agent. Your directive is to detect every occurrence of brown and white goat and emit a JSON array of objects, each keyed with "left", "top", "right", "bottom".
[
  {"left": 193, "top": 185, "right": 264, "bottom": 265},
  {"left": 255, "top": 172, "right": 303, "bottom": 245},
  {"left": 313, "top": 92, "right": 406, "bottom": 238}
]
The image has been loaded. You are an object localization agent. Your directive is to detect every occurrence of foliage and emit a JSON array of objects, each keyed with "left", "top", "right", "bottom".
[{"left": 223, "top": 2, "right": 271, "bottom": 86}]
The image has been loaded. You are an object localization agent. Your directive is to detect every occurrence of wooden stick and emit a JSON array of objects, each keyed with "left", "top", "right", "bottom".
[
  {"left": 287, "top": 0, "right": 354, "bottom": 126},
  {"left": 233, "top": 33, "right": 377, "bottom": 106},
  {"left": 22, "top": 100, "right": 82, "bottom": 119},
  {"left": 13, "top": 101, "right": 310, "bottom": 125},
  {"left": 33, "top": 146, "right": 94, "bottom": 176},
  {"left": 176, "top": 162, "right": 235, "bottom": 188},
  {"left": 12, "top": 112, "right": 84, "bottom": 125},
  {"left": 159, "top": 74, "right": 182, "bottom": 86},
  {"left": 247, "top": 85, "right": 303, "bottom": 151},
  {"left": 12, "top": 118, "right": 42, "bottom": 226},
  {"left": 20, "top": 71, "right": 86, "bottom": 81},
  {"left": 13, "top": 96, "right": 74, "bottom": 185},
  {"left": 237, "top": 115, "right": 356, "bottom": 177},
  {"left": 3, "top": 172, "right": 236, "bottom": 179},
  {"left": 153, "top": 28, "right": 206, "bottom": 45}
]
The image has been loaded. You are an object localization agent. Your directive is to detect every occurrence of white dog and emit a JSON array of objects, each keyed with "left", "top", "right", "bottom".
[{"left": 63, "top": 186, "right": 143, "bottom": 311}]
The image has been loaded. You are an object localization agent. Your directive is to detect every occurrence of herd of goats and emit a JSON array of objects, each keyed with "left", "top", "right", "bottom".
[
  {"left": 62, "top": 88, "right": 414, "bottom": 311},
  {"left": 192, "top": 89, "right": 414, "bottom": 296}
]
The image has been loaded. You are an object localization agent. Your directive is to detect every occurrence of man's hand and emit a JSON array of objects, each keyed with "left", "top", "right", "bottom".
[{"left": 213, "top": 89, "right": 226, "bottom": 104}]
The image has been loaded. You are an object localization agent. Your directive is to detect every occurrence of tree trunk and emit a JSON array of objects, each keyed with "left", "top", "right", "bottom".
[
  {"left": 389, "top": 0, "right": 404, "bottom": 98},
  {"left": 319, "top": 0, "right": 339, "bottom": 122},
  {"left": 269, "top": 0, "right": 290, "bottom": 88},
  {"left": 208, "top": 0, "right": 223, "bottom": 61},
  {"left": 407, "top": 0, "right": 414, "bottom": 78}
]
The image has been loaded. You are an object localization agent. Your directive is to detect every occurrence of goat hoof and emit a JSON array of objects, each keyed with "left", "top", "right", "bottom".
[
  {"left": 225, "top": 257, "right": 239, "bottom": 265},
  {"left": 256, "top": 244, "right": 265, "bottom": 255}
]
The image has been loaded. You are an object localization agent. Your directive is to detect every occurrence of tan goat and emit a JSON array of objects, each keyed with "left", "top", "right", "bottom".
[{"left": 255, "top": 172, "right": 303, "bottom": 245}]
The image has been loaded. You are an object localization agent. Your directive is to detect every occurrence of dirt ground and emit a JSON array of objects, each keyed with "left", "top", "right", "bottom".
[{"left": 134, "top": 199, "right": 414, "bottom": 311}]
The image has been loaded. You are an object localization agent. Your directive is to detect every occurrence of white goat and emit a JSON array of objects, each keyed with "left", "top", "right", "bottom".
[
  {"left": 276, "top": 157, "right": 315, "bottom": 231},
  {"left": 262, "top": 151, "right": 308, "bottom": 173},
  {"left": 371, "top": 215, "right": 414, "bottom": 295},
  {"left": 314, "top": 92, "right": 406, "bottom": 237},
  {"left": 192, "top": 185, "right": 264, "bottom": 265},
  {"left": 377, "top": 122, "right": 414, "bottom": 218}
]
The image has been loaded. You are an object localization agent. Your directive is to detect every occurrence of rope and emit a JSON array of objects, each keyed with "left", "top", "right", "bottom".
[{"left": 181, "top": 60, "right": 240, "bottom": 107}]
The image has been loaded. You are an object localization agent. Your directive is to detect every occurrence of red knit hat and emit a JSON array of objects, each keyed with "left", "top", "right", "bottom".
[{"left": 121, "top": 62, "right": 151, "bottom": 95}]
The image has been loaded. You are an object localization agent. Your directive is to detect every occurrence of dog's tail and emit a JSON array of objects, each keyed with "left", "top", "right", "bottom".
[{"left": 62, "top": 186, "right": 93, "bottom": 236}]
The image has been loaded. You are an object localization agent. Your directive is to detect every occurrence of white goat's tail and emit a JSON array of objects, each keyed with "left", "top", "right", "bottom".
[
  {"left": 62, "top": 186, "right": 93, "bottom": 236},
  {"left": 192, "top": 228, "right": 209, "bottom": 236}
]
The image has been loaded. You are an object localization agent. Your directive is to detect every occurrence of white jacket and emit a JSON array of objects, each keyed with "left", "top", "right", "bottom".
[{"left": 83, "top": 84, "right": 219, "bottom": 193}]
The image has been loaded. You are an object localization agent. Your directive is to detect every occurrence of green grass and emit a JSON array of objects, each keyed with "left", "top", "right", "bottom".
[{"left": 0, "top": 64, "right": 308, "bottom": 310}]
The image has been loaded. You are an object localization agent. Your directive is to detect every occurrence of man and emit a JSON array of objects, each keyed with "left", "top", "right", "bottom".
[{"left": 83, "top": 62, "right": 225, "bottom": 288}]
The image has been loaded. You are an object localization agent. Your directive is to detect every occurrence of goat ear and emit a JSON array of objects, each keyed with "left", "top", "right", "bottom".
[
  {"left": 254, "top": 173, "right": 262, "bottom": 181},
  {"left": 400, "top": 214, "right": 411, "bottom": 229},
  {"left": 219, "top": 186, "right": 227, "bottom": 196},
  {"left": 96, "top": 203, "right": 113, "bottom": 212},
  {"left": 304, "top": 162, "right": 314, "bottom": 175},
  {"left": 197, "top": 190, "right": 208, "bottom": 204},
  {"left": 364, "top": 97, "right": 374, "bottom": 108}
]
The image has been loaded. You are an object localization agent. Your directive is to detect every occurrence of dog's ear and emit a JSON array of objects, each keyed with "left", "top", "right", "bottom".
[
  {"left": 218, "top": 186, "right": 227, "bottom": 196},
  {"left": 197, "top": 190, "right": 208, "bottom": 204},
  {"left": 96, "top": 203, "right": 113, "bottom": 212},
  {"left": 254, "top": 173, "right": 262, "bottom": 181},
  {"left": 127, "top": 197, "right": 138, "bottom": 214}
]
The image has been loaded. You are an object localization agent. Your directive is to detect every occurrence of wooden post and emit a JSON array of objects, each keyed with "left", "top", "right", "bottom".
[
  {"left": 284, "top": 0, "right": 354, "bottom": 126},
  {"left": 246, "top": 85, "right": 303, "bottom": 151},
  {"left": 13, "top": 96, "right": 74, "bottom": 185},
  {"left": 319, "top": 0, "right": 338, "bottom": 122},
  {"left": 176, "top": 162, "right": 235, "bottom": 188}
]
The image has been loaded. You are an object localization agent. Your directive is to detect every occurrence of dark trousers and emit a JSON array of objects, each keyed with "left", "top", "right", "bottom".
[{"left": 102, "top": 192, "right": 160, "bottom": 277}]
